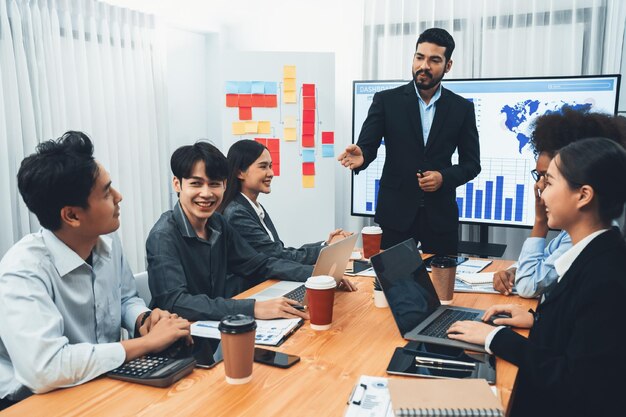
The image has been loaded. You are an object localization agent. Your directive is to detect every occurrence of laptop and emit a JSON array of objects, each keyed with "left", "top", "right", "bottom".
[
  {"left": 249, "top": 233, "right": 358, "bottom": 303},
  {"left": 371, "top": 238, "right": 487, "bottom": 353}
]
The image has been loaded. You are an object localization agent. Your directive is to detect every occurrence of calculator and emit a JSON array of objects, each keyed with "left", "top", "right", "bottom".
[{"left": 108, "top": 354, "right": 196, "bottom": 387}]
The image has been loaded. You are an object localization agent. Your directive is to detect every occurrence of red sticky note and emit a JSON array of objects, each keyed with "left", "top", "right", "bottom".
[
  {"left": 226, "top": 94, "right": 239, "bottom": 107},
  {"left": 251, "top": 94, "right": 265, "bottom": 107},
  {"left": 302, "top": 162, "right": 315, "bottom": 175},
  {"left": 303, "top": 96, "right": 316, "bottom": 110},
  {"left": 266, "top": 139, "right": 280, "bottom": 152},
  {"left": 239, "top": 107, "right": 252, "bottom": 120},
  {"left": 239, "top": 94, "right": 252, "bottom": 107},
  {"left": 322, "top": 131, "right": 334, "bottom": 144},
  {"left": 264, "top": 95, "right": 277, "bottom": 107},
  {"left": 302, "top": 109, "right": 315, "bottom": 124},
  {"left": 255, "top": 138, "right": 267, "bottom": 146},
  {"left": 273, "top": 162, "right": 280, "bottom": 176},
  {"left": 302, "top": 134, "right": 315, "bottom": 148},
  {"left": 302, "top": 83, "right": 315, "bottom": 97},
  {"left": 303, "top": 123, "right": 315, "bottom": 135}
]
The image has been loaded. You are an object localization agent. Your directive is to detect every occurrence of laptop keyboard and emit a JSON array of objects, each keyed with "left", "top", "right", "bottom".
[
  {"left": 283, "top": 284, "right": 306, "bottom": 303},
  {"left": 421, "top": 309, "right": 480, "bottom": 338}
]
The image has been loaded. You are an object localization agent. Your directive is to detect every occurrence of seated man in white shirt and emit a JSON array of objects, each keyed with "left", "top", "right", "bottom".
[{"left": 0, "top": 131, "right": 190, "bottom": 408}]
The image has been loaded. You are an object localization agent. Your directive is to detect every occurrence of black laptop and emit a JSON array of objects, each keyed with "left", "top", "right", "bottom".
[{"left": 371, "top": 239, "right": 487, "bottom": 353}]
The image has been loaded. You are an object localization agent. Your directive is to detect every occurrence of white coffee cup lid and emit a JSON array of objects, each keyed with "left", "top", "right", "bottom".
[
  {"left": 361, "top": 226, "right": 382, "bottom": 234},
  {"left": 305, "top": 275, "right": 337, "bottom": 290}
]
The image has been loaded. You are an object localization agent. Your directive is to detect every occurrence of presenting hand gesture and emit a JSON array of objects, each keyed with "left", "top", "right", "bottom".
[{"left": 337, "top": 144, "right": 364, "bottom": 170}]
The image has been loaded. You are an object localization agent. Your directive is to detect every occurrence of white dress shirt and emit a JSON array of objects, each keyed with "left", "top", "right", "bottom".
[
  {"left": 485, "top": 229, "right": 609, "bottom": 353},
  {"left": 0, "top": 229, "right": 149, "bottom": 401},
  {"left": 240, "top": 192, "right": 275, "bottom": 242}
]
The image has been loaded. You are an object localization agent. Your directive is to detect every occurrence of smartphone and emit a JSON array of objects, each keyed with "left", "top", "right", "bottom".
[
  {"left": 253, "top": 347, "right": 300, "bottom": 368},
  {"left": 191, "top": 336, "right": 223, "bottom": 368}
]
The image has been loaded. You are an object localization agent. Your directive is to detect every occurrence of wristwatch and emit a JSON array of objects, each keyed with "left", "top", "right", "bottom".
[{"left": 139, "top": 311, "right": 152, "bottom": 327}]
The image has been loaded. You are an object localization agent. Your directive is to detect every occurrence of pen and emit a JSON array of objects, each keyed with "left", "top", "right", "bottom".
[{"left": 415, "top": 356, "right": 476, "bottom": 368}]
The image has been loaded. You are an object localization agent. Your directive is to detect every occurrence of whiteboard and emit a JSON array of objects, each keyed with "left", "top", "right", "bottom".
[{"left": 221, "top": 51, "right": 335, "bottom": 246}]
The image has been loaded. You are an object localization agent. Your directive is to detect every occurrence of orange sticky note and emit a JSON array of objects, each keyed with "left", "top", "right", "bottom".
[
  {"left": 232, "top": 121, "right": 246, "bottom": 135},
  {"left": 266, "top": 138, "right": 280, "bottom": 152},
  {"left": 302, "top": 134, "right": 315, "bottom": 148},
  {"left": 302, "top": 175, "right": 315, "bottom": 188},
  {"left": 239, "top": 107, "right": 252, "bottom": 120},
  {"left": 264, "top": 95, "right": 277, "bottom": 107},
  {"left": 251, "top": 94, "right": 265, "bottom": 107},
  {"left": 238, "top": 94, "right": 252, "bottom": 107},
  {"left": 302, "top": 162, "right": 315, "bottom": 175},
  {"left": 245, "top": 121, "right": 258, "bottom": 133},
  {"left": 226, "top": 94, "right": 239, "bottom": 107},
  {"left": 302, "top": 83, "right": 315, "bottom": 96},
  {"left": 303, "top": 96, "right": 316, "bottom": 110}
]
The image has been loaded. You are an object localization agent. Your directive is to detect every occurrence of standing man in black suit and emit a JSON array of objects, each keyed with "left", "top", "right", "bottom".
[{"left": 338, "top": 28, "right": 480, "bottom": 254}]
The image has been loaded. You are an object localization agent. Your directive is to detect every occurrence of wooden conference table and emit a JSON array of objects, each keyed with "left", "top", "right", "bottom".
[{"left": 3, "top": 259, "right": 536, "bottom": 417}]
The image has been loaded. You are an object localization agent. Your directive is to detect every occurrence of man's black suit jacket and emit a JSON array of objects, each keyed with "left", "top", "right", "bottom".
[
  {"left": 355, "top": 82, "right": 480, "bottom": 233},
  {"left": 491, "top": 228, "right": 626, "bottom": 416}
]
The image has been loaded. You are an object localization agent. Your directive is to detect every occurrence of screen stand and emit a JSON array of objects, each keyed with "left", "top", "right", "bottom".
[{"left": 458, "top": 224, "right": 506, "bottom": 258}]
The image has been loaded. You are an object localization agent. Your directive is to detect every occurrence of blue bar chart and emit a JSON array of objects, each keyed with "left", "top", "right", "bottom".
[
  {"left": 455, "top": 157, "right": 534, "bottom": 226},
  {"left": 364, "top": 140, "right": 385, "bottom": 212}
]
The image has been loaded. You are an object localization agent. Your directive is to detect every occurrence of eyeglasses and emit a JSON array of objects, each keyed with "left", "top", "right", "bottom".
[{"left": 530, "top": 169, "right": 545, "bottom": 182}]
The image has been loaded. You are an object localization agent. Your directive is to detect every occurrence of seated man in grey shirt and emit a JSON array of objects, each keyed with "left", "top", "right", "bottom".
[
  {"left": 0, "top": 132, "right": 189, "bottom": 408},
  {"left": 146, "top": 141, "right": 312, "bottom": 322}
]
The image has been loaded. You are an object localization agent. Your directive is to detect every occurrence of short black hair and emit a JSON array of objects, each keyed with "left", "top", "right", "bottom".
[
  {"left": 531, "top": 109, "right": 626, "bottom": 157},
  {"left": 170, "top": 141, "right": 228, "bottom": 182},
  {"left": 17, "top": 131, "right": 99, "bottom": 231},
  {"left": 556, "top": 137, "right": 626, "bottom": 223},
  {"left": 416, "top": 28, "right": 455, "bottom": 61}
]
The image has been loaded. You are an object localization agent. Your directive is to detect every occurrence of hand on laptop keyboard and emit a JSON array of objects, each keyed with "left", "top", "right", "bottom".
[
  {"left": 254, "top": 297, "right": 310, "bottom": 320},
  {"left": 446, "top": 320, "right": 495, "bottom": 346}
]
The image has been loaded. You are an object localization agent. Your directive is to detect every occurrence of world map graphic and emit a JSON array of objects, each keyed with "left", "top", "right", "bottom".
[{"left": 501, "top": 101, "right": 593, "bottom": 152}]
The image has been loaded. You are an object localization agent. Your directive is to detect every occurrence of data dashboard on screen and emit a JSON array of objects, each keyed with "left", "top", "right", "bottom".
[{"left": 351, "top": 75, "right": 621, "bottom": 228}]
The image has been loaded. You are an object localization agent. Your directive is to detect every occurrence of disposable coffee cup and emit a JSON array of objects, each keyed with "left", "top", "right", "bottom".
[
  {"left": 218, "top": 314, "right": 257, "bottom": 384},
  {"left": 362, "top": 226, "right": 383, "bottom": 259},
  {"left": 373, "top": 290, "right": 389, "bottom": 308},
  {"left": 305, "top": 275, "right": 337, "bottom": 330},
  {"left": 429, "top": 256, "right": 457, "bottom": 305}
]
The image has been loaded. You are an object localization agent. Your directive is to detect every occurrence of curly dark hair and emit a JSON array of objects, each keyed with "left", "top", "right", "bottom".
[{"left": 530, "top": 108, "right": 626, "bottom": 157}]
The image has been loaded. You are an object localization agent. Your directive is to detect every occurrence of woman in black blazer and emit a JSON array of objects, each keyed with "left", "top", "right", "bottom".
[
  {"left": 219, "top": 140, "right": 355, "bottom": 294},
  {"left": 448, "top": 138, "right": 626, "bottom": 417}
]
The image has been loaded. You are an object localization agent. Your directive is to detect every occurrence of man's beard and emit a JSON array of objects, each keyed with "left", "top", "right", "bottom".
[{"left": 413, "top": 68, "right": 445, "bottom": 90}]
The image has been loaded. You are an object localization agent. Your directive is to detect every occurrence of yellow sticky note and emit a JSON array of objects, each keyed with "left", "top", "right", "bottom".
[
  {"left": 284, "top": 91, "right": 297, "bottom": 104},
  {"left": 283, "top": 78, "right": 296, "bottom": 91},
  {"left": 245, "top": 121, "right": 258, "bottom": 134},
  {"left": 284, "top": 115, "right": 297, "bottom": 129},
  {"left": 258, "top": 121, "right": 271, "bottom": 134},
  {"left": 284, "top": 127, "right": 297, "bottom": 141},
  {"left": 232, "top": 121, "right": 246, "bottom": 135},
  {"left": 302, "top": 175, "right": 315, "bottom": 188},
  {"left": 283, "top": 65, "right": 296, "bottom": 78}
]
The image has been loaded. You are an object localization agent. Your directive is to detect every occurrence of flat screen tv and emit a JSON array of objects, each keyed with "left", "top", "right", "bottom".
[{"left": 351, "top": 75, "right": 621, "bottom": 228}]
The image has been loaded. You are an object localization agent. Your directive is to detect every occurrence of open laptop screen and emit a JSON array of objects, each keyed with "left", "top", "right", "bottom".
[{"left": 371, "top": 239, "right": 441, "bottom": 334}]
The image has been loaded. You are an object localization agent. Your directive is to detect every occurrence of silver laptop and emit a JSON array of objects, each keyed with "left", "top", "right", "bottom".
[
  {"left": 371, "top": 238, "right": 487, "bottom": 353},
  {"left": 250, "top": 233, "right": 358, "bottom": 302}
]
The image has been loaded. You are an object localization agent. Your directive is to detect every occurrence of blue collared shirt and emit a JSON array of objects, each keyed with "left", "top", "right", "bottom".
[
  {"left": 0, "top": 230, "right": 148, "bottom": 401},
  {"left": 414, "top": 83, "right": 442, "bottom": 144},
  {"left": 514, "top": 230, "right": 573, "bottom": 298}
]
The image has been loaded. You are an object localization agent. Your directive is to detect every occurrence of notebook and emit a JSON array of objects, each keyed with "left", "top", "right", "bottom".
[
  {"left": 388, "top": 378, "right": 503, "bottom": 417},
  {"left": 371, "top": 238, "right": 488, "bottom": 353},
  {"left": 249, "top": 233, "right": 358, "bottom": 303},
  {"left": 456, "top": 272, "right": 494, "bottom": 285}
]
